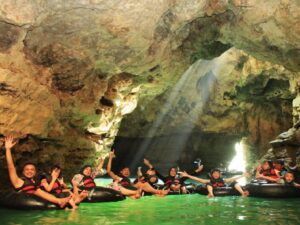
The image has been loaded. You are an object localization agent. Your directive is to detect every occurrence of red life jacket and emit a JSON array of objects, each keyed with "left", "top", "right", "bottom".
[
  {"left": 47, "top": 177, "right": 63, "bottom": 194},
  {"left": 210, "top": 178, "right": 225, "bottom": 188},
  {"left": 15, "top": 177, "right": 38, "bottom": 194},
  {"left": 163, "top": 176, "right": 182, "bottom": 188},
  {"left": 260, "top": 168, "right": 279, "bottom": 180},
  {"left": 82, "top": 175, "right": 96, "bottom": 189},
  {"left": 165, "top": 178, "right": 173, "bottom": 186}
]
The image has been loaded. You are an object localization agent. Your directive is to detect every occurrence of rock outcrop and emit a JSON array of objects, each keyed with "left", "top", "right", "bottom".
[
  {"left": 0, "top": 0, "right": 299, "bottom": 178},
  {"left": 119, "top": 48, "right": 297, "bottom": 155}
]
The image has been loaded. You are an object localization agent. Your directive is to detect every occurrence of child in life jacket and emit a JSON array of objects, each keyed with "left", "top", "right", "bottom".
[
  {"left": 282, "top": 171, "right": 300, "bottom": 187},
  {"left": 180, "top": 169, "right": 249, "bottom": 198},
  {"left": 71, "top": 158, "right": 106, "bottom": 202},
  {"left": 273, "top": 160, "right": 287, "bottom": 177},
  {"left": 255, "top": 160, "right": 280, "bottom": 183},
  {"left": 40, "top": 165, "right": 79, "bottom": 210}
]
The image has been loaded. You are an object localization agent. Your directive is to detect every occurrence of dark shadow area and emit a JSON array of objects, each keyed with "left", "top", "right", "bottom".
[{"left": 111, "top": 132, "right": 241, "bottom": 174}]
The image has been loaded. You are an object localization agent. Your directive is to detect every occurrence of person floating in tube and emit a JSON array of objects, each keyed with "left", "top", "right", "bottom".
[
  {"left": 281, "top": 171, "right": 300, "bottom": 187},
  {"left": 71, "top": 157, "right": 106, "bottom": 202},
  {"left": 180, "top": 169, "right": 250, "bottom": 197},
  {"left": 40, "top": 165, "right": 82, "bottom": 209},
  {"left": 3, "top": 135, "right": 71, "bottom": 208},
  {"left": 143, "top": 158, "right": 204, "bottom": 194},
  {"left": 255, "top": 160, "right": 280, "bottom": 183},
  {"left": 107, "top": 150, "right": 169, "bottom": 198}
]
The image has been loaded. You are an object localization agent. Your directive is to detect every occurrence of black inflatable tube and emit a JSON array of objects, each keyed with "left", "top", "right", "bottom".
[
  {"left": 195, "top": 185, "right": 241, "bottom": 196},
  {"left": 246, "top": 183, "right": 300, "bottom": 198},
  {"left": 82, "top": 186, "right": 125, "bottom": 203},
  {"left": 0, "top": 187, "right": 125, "bottom": 210},
  {"left": 167, "top": 185, "right": 196, "bottom": 195},
  {"left": 0, "top": 191, "right": 61, "bottom": 210}
]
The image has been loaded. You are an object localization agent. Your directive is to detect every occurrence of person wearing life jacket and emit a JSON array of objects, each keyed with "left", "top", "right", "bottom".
[
  {"left": 159, "top": 167, "right": 183, "bottom": 191},
  {"left": 133, "top": 159, "right": 160, "bottom": 189},
  {"left": 79, "top": 165, "right": 97, "bottom": 190},
  {"left": 71, "top": 158, "right": 106, "bottom": 202},
  {"left": 256, "top": 160, "right": 280, "bottom": 183},
  {"left": 12, "top": 162, "right": 39, "bottom": 195},
  {"left": 287, "top": 161, "right": 300, "bottom": 184},
  {"left": 181, "top": 169, "right": 250, "bottom": 198},
  {"left": 282, "top": 171, "right": 300, "bottom": 187},
  {"left": 107, "top": 150, "right": 169, "bottom": 198},
  {"left": 143, "top": 158, "right": 204, "bottom": 193},
  {"left": 3, "top": 135, "right": 71, "bottom": 208},
  {"left": 208, "top": 169, "right": 226, "bottom": 188},
  {"left": 40, "top": 165, "right": 78, "bottom": 210},
  {"left": 273, "top": 159, "right": 287, "bottom": 177}
]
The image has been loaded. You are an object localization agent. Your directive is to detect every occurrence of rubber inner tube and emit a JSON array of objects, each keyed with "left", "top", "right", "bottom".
[
  {"left": 246, "top": 183, "right": 300, "bottom": 198},
  {"left": 195, "top": 185, "right": 240, "bottom": 196},
  {"left": 0, "top": 191, "right": 61, "bottom": 210},
  {"left": 82, "top": 186, "right": 125, "bottom": 203}
]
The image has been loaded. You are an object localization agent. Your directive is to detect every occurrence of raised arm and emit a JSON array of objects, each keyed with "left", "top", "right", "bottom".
[
  {"left": 106, "top": 150, "right": 121, "bottom": 182},
  {"left": 195, "top": 164, "right": 204, "bottom": 174},
  {"left": 137, "top": 166, "right": 143, "bottom": 178},
  {"left": 4, "top": 136, "right": 24, "bottom": 188},
  {"left": 143, "top": 158, "right": 154, "bottom": 170},
  {"left": 180, "top": 163, "right": 204, "bottom": 182},
  {"left": 180, "top": 171, "right": 210, "bottom": 184},
  {"left": 224, "top": 172, "right": 250, "bottom": 183},
  {"left": 256, "top": 173, "right": 279, "bottom": 183},
  {"left": 92, "top": 157, "right": 104, "bottom": 178},
  {"left": 40, "top": 169, "right": 60, "bottom": 192},
  {"left": 255, "top": 166, "right": 279, "bottom": 183}
]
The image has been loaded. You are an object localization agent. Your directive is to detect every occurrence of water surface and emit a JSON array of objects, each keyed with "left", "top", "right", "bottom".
[{"left": 0, "top": 194, "right": 299, "bottom": 225}]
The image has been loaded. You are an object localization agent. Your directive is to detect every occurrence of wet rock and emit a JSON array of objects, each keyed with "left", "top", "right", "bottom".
[{"left": 0, "top": 22, "right": 20, "bottom": 52}]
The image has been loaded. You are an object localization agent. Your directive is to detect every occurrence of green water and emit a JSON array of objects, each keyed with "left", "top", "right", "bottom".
[{"left": 0, "top": 195, "right": 300, "bottom": 225}]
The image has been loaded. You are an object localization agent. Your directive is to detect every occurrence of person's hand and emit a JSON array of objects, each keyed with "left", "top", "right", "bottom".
[
  {"left": 109, "top": 150, "right": 116, "bottom": 158},
  {"left": 51, "top": 168, "right": 60, "bottom": 180},
  {"left": 143, "top": 158, "right": 150, "bottom": 166},
  {"left": 274, "top": 178, "right": 281, "bottom": 183},
  {"left": 58, "top": 177, "right": 65, "bottom": 185},
  {"left": 179, "top": 171, "right": 189, "bottom": 177},
  {"left": 4, "top": 135, "right": 17, "bottom": 149},
  {"left": 256, "top": 165, "right": 262, "bottom": 171},
  {"left": 243, "top": 172, "right": 251, "bottom": 178},
  {"left": 256, "top": 173, "right": 263, "bottom": 179},
  {"left": 196, "top": 164, "right": 204, "bottom": 173},
  {"left": 97, "top": 156, "right": 104, "bottom": 162},
  {"left": 66, "top": 189, "right": 74, "bottom": 197}
]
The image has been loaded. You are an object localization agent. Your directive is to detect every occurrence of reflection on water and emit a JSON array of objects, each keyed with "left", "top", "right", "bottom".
[{"left": 0, "top": 195, "right": 300, "bottom": 225}]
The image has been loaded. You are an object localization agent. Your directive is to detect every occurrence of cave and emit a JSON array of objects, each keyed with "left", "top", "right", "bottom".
[{"left": 0, "top": 0, "right": 300, "bottom": 223}]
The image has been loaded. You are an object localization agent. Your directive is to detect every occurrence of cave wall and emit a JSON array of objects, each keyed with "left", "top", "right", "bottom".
[
  {"left": 0, "top": 0, "right": 299, "bottom": 182},
  {"left": 119, "top": 48, "right": 297, "bottom": 159}
]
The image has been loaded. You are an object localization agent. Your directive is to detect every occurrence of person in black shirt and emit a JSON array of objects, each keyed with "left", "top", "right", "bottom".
[
  {"left": 143, "top": 158, "right": 203, "bottom": 193},
  {"left": 107, "top": 150, "right": 169, "bottom": 198}
]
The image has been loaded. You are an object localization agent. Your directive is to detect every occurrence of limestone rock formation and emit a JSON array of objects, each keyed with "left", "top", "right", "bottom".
[
  {"left": 119, "top": 48, "right": 297, "bottom": 153},
  {"left": 0, "top": 0, "right": 299, "bottom": 178},
  {"left": 264, "top": 92, "right": 300, "bottom": 168}
]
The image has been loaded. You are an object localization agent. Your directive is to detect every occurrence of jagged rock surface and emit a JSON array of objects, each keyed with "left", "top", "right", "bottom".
[{"left": 0, "top": 0, "right": 299, "bottom": 178}]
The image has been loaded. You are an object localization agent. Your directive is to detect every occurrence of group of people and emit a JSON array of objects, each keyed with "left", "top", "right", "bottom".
[
  {"left": 255, "top": 160, "right": 300, "bottom": 186},
  {"left": 2, "top": 135, "right": 300, "bottom": 210}
]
